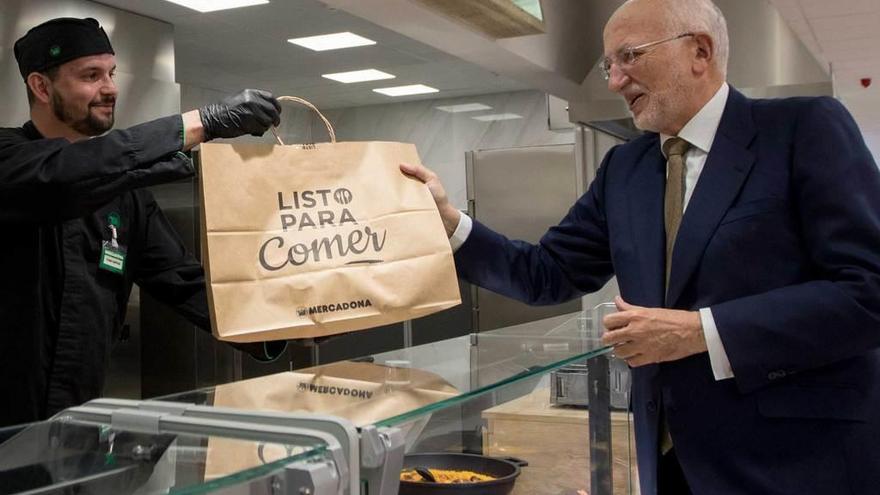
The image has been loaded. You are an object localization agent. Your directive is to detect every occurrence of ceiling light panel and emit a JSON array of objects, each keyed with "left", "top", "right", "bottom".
[
  {"left": 373, "top": 84, "right": 439, "bottom": 97},
  {"left": 288, "top": 32, "right": 376, "bottom": 51},
  {"left": 435, "top": 103, "right": 492, "bottom": 113},
  {"left": 471, "top": 113, "right": 523, "bottom": 122},
  {"left": 163, "top": 0, "right": 268, "bottom": 13},
  {"left": 322, "top": 69, "right": 396, "bottom": 83}
]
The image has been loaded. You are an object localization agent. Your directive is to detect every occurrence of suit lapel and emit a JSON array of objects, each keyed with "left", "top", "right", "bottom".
[
  {"left": 626, "top": 139, "right": 667, "bottom": 307},
  {"left": 666, "top": 89, "right": 757, "bottom": 307}
]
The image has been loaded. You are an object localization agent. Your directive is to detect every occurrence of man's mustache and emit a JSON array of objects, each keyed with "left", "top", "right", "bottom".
[{"left": 90, "top": 98, "right": 116, "bottom": 107}]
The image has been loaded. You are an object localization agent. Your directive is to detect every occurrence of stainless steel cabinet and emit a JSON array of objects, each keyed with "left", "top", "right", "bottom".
[{"left": 466, "top": 144, "right": 583, "bottom": 331}]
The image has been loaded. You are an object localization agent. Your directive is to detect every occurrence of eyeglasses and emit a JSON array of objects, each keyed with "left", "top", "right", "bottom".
[{"left": 600, "top": 32, "right": 694, "bottom": 81}]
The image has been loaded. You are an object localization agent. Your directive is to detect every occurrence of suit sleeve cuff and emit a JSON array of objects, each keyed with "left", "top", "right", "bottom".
[
  {"left": 449, "top": 211, "right": 472, "bottom": 253},
  {"left": 701, "top": 307, "right": 735, "bottom": 380}
]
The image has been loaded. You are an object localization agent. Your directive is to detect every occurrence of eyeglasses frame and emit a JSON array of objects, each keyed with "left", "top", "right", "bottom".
[{"left": 600, "top": 32, "right": 695, "bottom": 81}]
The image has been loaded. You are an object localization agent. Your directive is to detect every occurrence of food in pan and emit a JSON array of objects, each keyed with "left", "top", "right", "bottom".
[{"left": 400, "top": 468, "right": 496, "bottom": 483}]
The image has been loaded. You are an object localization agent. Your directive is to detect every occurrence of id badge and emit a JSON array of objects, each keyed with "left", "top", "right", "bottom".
[{"left": 99, "top": 241, "right": 126, "bottom": 274}]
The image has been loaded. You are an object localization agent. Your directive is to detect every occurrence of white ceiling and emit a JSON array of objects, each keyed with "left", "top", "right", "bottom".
[
  {"left": 93, "top": 0, "right": 528, "bottom": 108},
  {"left": 770, "top": 0, "right": 880, "bottom": 157},
  {"left": 94, "top": 0, "right": 880, "bottom": 159}
]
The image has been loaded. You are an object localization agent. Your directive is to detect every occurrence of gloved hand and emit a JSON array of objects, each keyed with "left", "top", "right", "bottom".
[{"left": 199, "top": 89, "right": 281, "bottom": 140}]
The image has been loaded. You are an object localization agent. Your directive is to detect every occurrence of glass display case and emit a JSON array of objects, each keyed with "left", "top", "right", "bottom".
[
  {"left": 0, "top": 412, "right": 336, "bottom": 495},
  {"left": 0, "top": 310, "right": 636, "bottom": 495}
]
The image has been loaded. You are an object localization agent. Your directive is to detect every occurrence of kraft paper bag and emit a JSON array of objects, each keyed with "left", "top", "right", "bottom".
[
  {"left": 203, "top": 362, "right": 458, "bottom": 479},
  {"left": 198, "top": 97, "right": 461, "bottom": 342}
]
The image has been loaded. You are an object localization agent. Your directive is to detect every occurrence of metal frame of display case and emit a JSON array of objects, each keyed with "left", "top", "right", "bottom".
[{"left": 58, "top": 399, "right": 409, "bottom": 495}]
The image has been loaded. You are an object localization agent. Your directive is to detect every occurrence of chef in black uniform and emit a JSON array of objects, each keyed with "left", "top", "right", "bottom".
[{"left": 0, "top": 17, "right": 285, "bottom": 427}]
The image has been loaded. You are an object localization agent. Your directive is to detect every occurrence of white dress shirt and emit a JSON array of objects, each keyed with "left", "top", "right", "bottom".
[{"left": 449, "top": 82, "right": 735, "bottom": 380}]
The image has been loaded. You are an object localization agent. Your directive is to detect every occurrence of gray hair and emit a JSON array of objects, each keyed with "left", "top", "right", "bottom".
[
  {"left": 664, "top": 0, "right": 729, "bottom": 76},
  {"left": 622, "top": 0, "right": 730, "bottom": 76}
]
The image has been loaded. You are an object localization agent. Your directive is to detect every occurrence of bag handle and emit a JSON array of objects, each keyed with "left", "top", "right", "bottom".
[{"left": 270, "top": 96, "right": 337, "bottom": 145}]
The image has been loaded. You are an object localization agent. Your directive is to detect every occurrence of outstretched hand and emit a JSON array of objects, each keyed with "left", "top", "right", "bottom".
[
  {"left": 400, "top": 162, "right": 461, "bottom": 237},
  {"left": 199, "top": 89, "right": 282, "bottom": 140}
]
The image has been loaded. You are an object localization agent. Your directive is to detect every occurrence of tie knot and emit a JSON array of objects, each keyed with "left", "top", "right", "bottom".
[{"left": 663, "top": 137, "right": 690, "bottom": 158}]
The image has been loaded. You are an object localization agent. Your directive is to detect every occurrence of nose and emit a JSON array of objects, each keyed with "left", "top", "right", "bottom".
[
  {"left": 101, "top": 74, "right": 118, "bottom": 97},
  {"left": 606, "top": 63, "right": 630, "bottom": 93}
]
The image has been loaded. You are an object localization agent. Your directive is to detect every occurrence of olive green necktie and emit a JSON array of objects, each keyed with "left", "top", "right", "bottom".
[
  {"left": 663, "top": 137, "right": 691, "bottom": 291},
  {"left": 660, "top": 137, "right": 690, "bottom": 455}
]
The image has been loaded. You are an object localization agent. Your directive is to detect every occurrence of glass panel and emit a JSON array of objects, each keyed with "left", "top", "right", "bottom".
[
  {"left": 0, "top": 417, "right": 326, "bottom": 494},
  {"left": 127, "top": 311, "right": 631, "bottom": 494},
  {"left": 375, "top": 317, "right": 608, "bottom": 428},
  {"left": 155, "top": 312, "right": 613, "bottom": 432},
  {"left": 395, "top": 370, "right": 636, "bottom": 494}
]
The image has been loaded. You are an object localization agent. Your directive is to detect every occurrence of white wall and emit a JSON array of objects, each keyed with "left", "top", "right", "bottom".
[
  {"left": 181, "top": 86, "right": 575, "bottom": 210},
  {"left": 0, "top": 0, "right": 179, "bottom": 128}
]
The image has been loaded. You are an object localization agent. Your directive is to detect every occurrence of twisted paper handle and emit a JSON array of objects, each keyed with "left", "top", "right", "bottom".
[{"left": 270, "top": 95, "right": 337, "bottom": 145}]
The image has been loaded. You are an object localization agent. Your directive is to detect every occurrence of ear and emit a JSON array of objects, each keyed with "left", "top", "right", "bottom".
[
  {"left": 691, "top": 33, "right": 715, "bottom": 76},
  {"left": 26, "top": 72, "right": 52, "bottom": 105}
]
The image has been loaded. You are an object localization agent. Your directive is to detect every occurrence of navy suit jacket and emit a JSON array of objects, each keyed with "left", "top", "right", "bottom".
[{"left": 455, "top": 88, "right": 880, "bottom": 494}]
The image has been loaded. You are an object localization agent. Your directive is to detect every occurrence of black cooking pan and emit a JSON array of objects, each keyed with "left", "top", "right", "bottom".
[{"left": 398, "top": 453, "right": 528, "bottom": 495}]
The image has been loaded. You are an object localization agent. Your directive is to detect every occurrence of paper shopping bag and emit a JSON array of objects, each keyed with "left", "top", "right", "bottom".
[{"left": 198, "top": 97, "right": 461, "bottom": 342}]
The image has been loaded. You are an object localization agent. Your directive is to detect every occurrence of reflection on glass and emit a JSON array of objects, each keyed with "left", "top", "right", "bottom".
[{"left": 154, "top": 313, "right": 613, "bottom": 431}]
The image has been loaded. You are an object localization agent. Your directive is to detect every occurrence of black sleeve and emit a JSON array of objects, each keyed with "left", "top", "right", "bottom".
[
  {"left": 0, "top": 116, "right": 194, "bottom": 223},
  {"left": 132, "top": 192, "right": 286, "bottom": 362}
]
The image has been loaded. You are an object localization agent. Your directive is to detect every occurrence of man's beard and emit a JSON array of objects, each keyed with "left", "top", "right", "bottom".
[
  {"left": 631, "top": 94, "right": 664, "bottom": 132},
  {"left": 631, "top": 82, "right": 690, "bottom": 134},
  {"left": 51, "top": 91, "right": 115, "bottom": 136}
]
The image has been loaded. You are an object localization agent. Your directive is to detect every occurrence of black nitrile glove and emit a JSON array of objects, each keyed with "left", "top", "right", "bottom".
[{"left": 199, "top": 89, "right": 282, "bottom": 140}]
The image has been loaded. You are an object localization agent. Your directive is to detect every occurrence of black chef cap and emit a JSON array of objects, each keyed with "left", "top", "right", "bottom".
[{"left": 13, "top": 17, "right": 115, "bottom": 80}]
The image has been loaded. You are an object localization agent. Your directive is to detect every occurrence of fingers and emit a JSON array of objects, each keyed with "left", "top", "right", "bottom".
[
  {"left": 610, "top": 341, "right": 650, "bottom": 367},
  {"left": 265, "top": 92, "right": 283, "bottom": 114},
  {"left": 243, "top": 108, "right": 272, "bottom": 137},
  {"left": 603, "top": 311, "right": 631, "bottom": 331},
  {"left": 603, "top": 297, "right": 643, "bottom": 330},
  {"left": 245, "top": 96, "right": 280, "bottom": 135},
  {"left": 249, "top": 88, "right": 274, "bottom": 104},
  {"left": 400, "top": 162, "right": 433, "bottom": 183},
  {"left": 601, "top": 327, "right": 630, "bottom": 347},
  {"left": 248, "top": 89, "right": 282, "bottom": 126},
  {"left": 624, "top": 355, "right": 649, "bottom": 367},
  {"left": 254, "top": 96, "right": 279, "bottom": 122},
  {"left": 252, "top": 105, "right": 274, "bottom": 128},
  {"left": 255, "top": 103, "right": 279, "bottom": 128},
  {"left": 615, "top": 295, "right": 636, "bottom": 311},
  {"left": 259, "top": 92, "right": 283, "bottom": 125},
  {"left": 399, "top": 162, "right": 416, "bottom": 178},
  {"left": 613, "top": 341, "right": 639, "bottom": 358}
]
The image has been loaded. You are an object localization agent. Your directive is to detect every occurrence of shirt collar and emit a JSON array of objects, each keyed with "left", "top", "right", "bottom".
[
  {"left": 661, "top": 82, "right": 729, "bottom": 156},
  {"left": 23, "top": 121, "right": 44, "bottom": 140}
]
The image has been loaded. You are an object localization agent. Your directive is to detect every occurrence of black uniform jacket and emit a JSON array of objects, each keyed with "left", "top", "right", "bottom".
[{"left": 0, "top": 116, "right": 215, "bottom": 426}]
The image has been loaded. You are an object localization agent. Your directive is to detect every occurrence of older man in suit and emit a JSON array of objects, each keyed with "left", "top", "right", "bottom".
[{"left": 402, "top": 0, "right": 880, "bottom": 493}]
